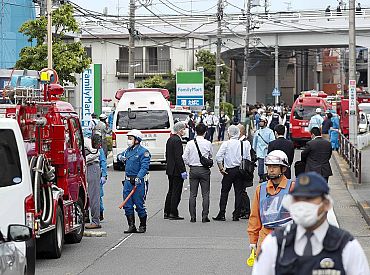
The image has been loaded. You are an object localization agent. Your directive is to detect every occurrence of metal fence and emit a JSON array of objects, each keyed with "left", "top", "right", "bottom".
[
  {"left": 339, "top": 133, "right": 362, "bottom": 183},
  {"left": 116, "top": 59, "right": 171, "bottom": 76}
]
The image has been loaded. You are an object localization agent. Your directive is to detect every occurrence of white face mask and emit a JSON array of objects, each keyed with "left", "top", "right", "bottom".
[
  {"left": 289, "top": 201, "right": 324, "bottom": 228},
  {"left": 127, "top": 139, "right": 134, "bottom": 147}
]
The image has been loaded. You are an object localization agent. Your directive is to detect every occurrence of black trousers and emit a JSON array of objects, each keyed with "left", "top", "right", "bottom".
[
  {"left": 207, "top": 127, "right": 216, "bottom": 142},
  {"left": 218, "top": 167, "right": 244, "bottom": 218},
  {"left": 164, "top": 175, "right": 184, "bottom": 216},
  {"left": 240, "top": 180, "right": 251, "bottom": 216}
]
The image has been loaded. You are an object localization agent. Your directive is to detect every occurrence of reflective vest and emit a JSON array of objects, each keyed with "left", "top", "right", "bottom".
[{"left": 259, "top": 180, "right": 292, "bottom": 229}]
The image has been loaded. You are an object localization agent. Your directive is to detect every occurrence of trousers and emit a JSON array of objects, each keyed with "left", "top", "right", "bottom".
[
  {"left": 122, "top": 179, "right": 147, "bottom": 217},
  {"left": 87, "top": 163, "right": 101, "bottom": 225},
  {"left": 189, "top": 166, "right": 210, "bottom": 219},
  {"left": 240, "top": 180, "right": 251, "bottom": 216},
  {"left": 164, "top": 175, "right": 184, "bottom": 216}
]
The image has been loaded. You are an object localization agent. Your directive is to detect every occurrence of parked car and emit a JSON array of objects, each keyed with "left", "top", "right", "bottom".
[
  {"left": 0, "top": 224, "right": 32, "bottom": 275},
  {"left": 359, "top": 111, "right": 368, "bottom": 134}
]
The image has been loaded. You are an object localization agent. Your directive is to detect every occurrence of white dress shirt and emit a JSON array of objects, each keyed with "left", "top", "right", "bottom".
[
  {"left": 182, "top": 136, "right": 213, "bottom": 167},
  {"left": 216, "top": 137, "right": 251, "bottom": 168},
  {"left": 252, "top": 220, "right": 370, "bottom": 275},
  {"left": 205, "top": 114, "right": 219, "bottom": 127}
]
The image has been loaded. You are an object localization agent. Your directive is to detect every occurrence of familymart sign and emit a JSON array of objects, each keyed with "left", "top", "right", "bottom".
[{"left": 176, "top": 71, "right": 204, "bottom": 107}]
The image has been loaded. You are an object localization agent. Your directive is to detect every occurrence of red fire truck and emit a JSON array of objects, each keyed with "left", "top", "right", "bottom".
[{"left": 0, "top": 70, "right": 87, "bottom": 259}]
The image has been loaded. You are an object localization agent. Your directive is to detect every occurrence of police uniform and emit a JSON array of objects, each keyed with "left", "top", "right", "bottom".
[
  {"left": 252, "top": 172, "right": 370, "bottom": 275},
  {"left": 118, "top": 142, "right": 151, "bottom": 233}
]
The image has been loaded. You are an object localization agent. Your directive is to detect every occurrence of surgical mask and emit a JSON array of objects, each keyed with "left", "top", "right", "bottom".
[
  {"left": 289, "top": 201, "right": 324, "bottom": 228},
  {"left": 127, "top": 139, "right": 134, "bottom": 147}
]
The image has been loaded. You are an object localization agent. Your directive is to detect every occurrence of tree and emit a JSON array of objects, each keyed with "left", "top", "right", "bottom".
[
  {"left": 195, "top": 50, "right": 229, "bottom": 107},
  {"left": 15, "top": 4, "right": 91, "bottom": 85},
  {"left": 136, "top": 74, "right": 176, "bottom": 103}
]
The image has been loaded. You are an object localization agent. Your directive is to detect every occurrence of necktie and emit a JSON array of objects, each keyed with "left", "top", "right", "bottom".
[{"left": 303, "top": 231, "right": 314, "bottom": 256}]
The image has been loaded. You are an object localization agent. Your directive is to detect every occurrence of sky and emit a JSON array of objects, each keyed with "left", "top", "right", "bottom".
[{"left": 72, "top": 0, "right": 365, "bottom": 16}]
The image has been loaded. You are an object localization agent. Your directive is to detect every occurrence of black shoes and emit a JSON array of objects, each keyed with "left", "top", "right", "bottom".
[
  {"left": 202, "top": 217, "right": 210, "bottom": 223},
  {"left": 190, "top": 217, "right": 196, "bottom": 223},
  {"left": 164, "top": 213, "right": 169, "bottom": 219},
  {"left": 100, "top": 211, "right": 104, "bottom": 221},
  {"left": 124, "top": 215, "right": 137, "bottom": 233},
  {"left": 169, "top": 215, "right": 184, "bottom": 220},
  {"left": 232, "top": 217, "right": 239, "bottom": 221},
  {"left": 137, "top": 216, "right": 147, "bottom": 233},
  {"left": 212, "top": 215, "right": 226, "bottom": 221}
]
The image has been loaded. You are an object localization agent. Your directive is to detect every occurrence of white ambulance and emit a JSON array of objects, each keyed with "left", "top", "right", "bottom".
[{"left": 112, "top": 88, "right": 174, "bottom": 170}]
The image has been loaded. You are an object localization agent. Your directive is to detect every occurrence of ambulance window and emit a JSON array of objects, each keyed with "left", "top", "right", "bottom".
[
  {"left": 71, "top": 118, "right": 83, "bottom": 151},
  {"left": 116, "top": 110, "right": 170, "bottom": 130},
  {"left": 0, "top": 129, "right": 22, "bottom": 188}
]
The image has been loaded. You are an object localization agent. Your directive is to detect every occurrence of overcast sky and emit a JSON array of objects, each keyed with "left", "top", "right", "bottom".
[{"left": 72, "top": 0, "right": 364, "bottom": 16}]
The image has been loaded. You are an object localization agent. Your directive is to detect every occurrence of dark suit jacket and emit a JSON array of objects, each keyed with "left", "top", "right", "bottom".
[
  {"left": 165, "top": 134, "right": 186, "bottom": 176},
  {"left": 267, "top": 137, "right": 295, "bottom": 179},
  {"left": 301, "top": 137, "right": 333, "bottom": 177}
]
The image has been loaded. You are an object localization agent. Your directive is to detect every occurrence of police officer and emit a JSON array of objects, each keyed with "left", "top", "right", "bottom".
[
  {"left": 117, "top": 129, "right": 151, "bottom": 233},
  {"left": 252, "top": 172, "right": 370, "bottom": 275},
  {"left": 268, "top": 109, "right": 282, "bottom": 131},
  {"left": 247, "top": 150, "right": 293, "bottom": 254}
]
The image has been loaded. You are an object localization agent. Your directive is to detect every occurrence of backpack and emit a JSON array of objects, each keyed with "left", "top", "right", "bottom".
[{"left": 91, "top": 120, "right": 102, "bottom": 149}]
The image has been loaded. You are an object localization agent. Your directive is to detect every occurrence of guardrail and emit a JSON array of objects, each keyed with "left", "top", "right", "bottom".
[{"left": 339, "top": 133, "right": 362, "bottom": 183}]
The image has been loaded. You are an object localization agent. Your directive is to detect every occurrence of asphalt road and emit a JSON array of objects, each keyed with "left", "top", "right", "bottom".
[{"left": 35, "top": 149, "right": 370, "bottom": 275}]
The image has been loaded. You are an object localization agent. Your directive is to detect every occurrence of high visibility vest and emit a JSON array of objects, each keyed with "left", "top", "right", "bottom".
[{"left": 259, "top": 180, "right": 292, "bottom": 229}]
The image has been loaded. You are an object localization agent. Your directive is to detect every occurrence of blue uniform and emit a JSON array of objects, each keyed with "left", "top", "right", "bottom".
[
  {"left": 99, "top": 148, "right": 107, "bottom": 213},
  {"left": 108, "top": 111, "right": 115, "bottom": 130},
  {"left": 118, "top": 145, "right": 151, "bottom": 217},
  {"left": 330, "top": 115, "right": 340, "bottom": 150}
]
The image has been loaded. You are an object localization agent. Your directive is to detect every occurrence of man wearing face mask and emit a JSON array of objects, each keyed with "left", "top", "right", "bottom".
[
  {"left": 253, "top": 116, "right": 275, "bottom": 183},
  {"left": 117, "top": 129, "right": 151, "bottom": 233},
  {"left": 252, "top": 172, "right": 370, "bottom": 275},
  {"left": 247, "top": 150, "right": 293, "bottom": 255}
]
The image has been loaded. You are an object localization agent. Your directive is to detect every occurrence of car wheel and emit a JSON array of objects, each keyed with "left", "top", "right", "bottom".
[{"left": 65, "top": 197, "right": 85, "bottom": 244}]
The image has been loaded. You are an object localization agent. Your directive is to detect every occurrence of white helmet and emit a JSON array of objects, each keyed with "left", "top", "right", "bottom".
[
  {"left": 99, "top": 113, "right": 107, "bottom": 120},
  {"left": 127, "top": 129, "right": 143, "bottom": 142},
  {"left": 315, "top": 108, "right": 322, "bottom": 113},
  {"left": 201, "top": 110, "right": 207, "bottom": 115},
  {"left": 265, "top": 150, "right": 289, "bottom": 167},
  {"left": 260, "top": 115, "right": 268, "bottom": 123}
]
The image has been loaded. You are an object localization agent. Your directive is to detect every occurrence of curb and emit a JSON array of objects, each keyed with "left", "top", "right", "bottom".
[{"left": 332, "top": 151, "right": 370, "bottom": 226}]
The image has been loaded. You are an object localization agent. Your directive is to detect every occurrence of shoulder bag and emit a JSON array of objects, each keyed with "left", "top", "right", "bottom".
[
  {"left": 194, "top": 139, "right": 213, "bottom": 168},
  {"left": 239, "top": 141, "right": 256, "bottom": 181}
]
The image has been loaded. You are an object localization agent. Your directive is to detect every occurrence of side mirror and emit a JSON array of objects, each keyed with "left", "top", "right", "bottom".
[{"left": 7, "top": 225, "right": 32, "bottom": 242}]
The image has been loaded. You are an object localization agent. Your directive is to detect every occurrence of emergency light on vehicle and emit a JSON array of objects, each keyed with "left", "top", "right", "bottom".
[{"left": 115, "top": 88, "right": 170, "bottom": 100}]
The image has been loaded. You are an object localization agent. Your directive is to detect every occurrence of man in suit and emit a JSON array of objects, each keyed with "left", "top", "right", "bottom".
[
  {"left": 301, "top": 127, "right": 332, "bottom": 182},
  {"left": 164, "top": 122, "right": 188, "bottom": 220},
  {"left": 267, "top": 124, "right": 294, "bottom": 179}
]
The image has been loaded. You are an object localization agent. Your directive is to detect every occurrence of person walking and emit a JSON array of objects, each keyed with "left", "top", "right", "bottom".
[
  {"left": 301, "top": 127, "right": 332, "bottom": 182},
  {"left": 183, "top": 123, "right": 213, "bottom": 223},
  {"left": 164, "top": 122, "right": 188, "bottom": 220},
  {"left": 247, "top": 150, "right": 293, "bottom": 255},
  {"left": 267, "top": 124, "right": 294, "bottom": 179},
  {"left": 99, "top": 146, "right": 107, "bottom": 221},
  {"left": 308, "top": 108, "right": 324, "bottom": 131},
  {"left": 205, "top": 111, "right": 218, "bottom": 142},
  {"left": 108, "top": 105, "right": 115, "bottom": 130},
  {"left": 252, "top": 172, "right": 370, "bottom": 275},
  {"left": 117, "top": 130, "right": 151, "bottom": 233},
  {"left": 213, "top": 125, "right": 251, "bottom": 221},
  {"left": 253, "top": 116, "right": 275, "bottom": 183},
  {"left": 218, "top": 110, "right": 230, "bottom": 141}
]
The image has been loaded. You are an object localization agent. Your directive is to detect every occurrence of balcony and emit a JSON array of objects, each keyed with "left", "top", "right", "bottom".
[{"left": 116, "top": 59, "right": 171, "bottom": 77}]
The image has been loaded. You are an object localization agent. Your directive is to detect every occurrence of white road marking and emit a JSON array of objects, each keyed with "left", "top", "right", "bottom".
[{"left": 110, "top": 234, "right": 134, "bottom": 251}]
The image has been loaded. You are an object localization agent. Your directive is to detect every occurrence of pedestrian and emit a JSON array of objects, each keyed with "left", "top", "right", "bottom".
[
  {"left": 183, "top": 123, "right": 213, "bottom": 223},
  {"left": 252, "top": 172, "right": 370, "bottom": 275},
  {"left": 301, "top": 127, "right": 332, "bottom": 182},
  {"left": 322, "top": 112, "right": 333, "bottom": 140},
  {"left": 84, "top": 128, "right": 105, "bottom": 229},
  {"left": 325, "top": 5, "right": 331, "bottom": 15},
  {"left": 99, "top": 147, "right": 107, "bottom": 221},
  {"left": 253, "top": 115, "right": 275, "bottom": 183},
  {"left": 213, "top": 125, "right": 251, "bottom": 221},
  {"left": 282, "top": 111, "right": 291, "bottom": 139},
  {"left": 247, "top": 150, "right": 293, "bottom": 255},
  {"left": 218, "top": 110, "right": 230, "bottom": 141},
  {"left": 268, "top": 109, "right": 282, "bottom": 131},
  {"left": 108, "top": 105, "right": 115, "bottom": 130},
  {"left": 238, "top": 124, "right": 256, "bottom": 220},
  {"left": 329, "top": 112, "right": 340, "bottom": 151},
  {"left": 267, "top": 124, "right": 294, "bottom": 179},
  {"left": 98, "top": 113, "right": 111, "bottom": 157},
  {"left": 186, "top": 113, "right": 196, "bottom": 140},
  {"left": 164, "top": 122, "right": 188, "bottom": 220},
  {"left": 205, "top": 111, "right": 218, "bottom": 142},
  {"left": 117, "top": 129, "right": 151, "bottom": 233},
  {"left": 197, "top": 110, "right": 209, "bottom": 139},
  {"left": 308, "top": 108, "right": 324, "bottom": 131},
  {"left": 336, "top": 5, "right": 342, "bottom": 16}
]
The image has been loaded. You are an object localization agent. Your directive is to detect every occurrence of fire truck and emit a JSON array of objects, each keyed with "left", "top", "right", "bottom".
[{"left": 0, "top": 69, "right": 87, "bottom": 259}]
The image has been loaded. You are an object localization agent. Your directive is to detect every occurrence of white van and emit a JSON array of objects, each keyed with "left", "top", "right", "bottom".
[
  {"left": 112, "top": 89, "right": 174, "bottom": 169},
  {"left": 0, "top": 118, "right": 35, "bottom": 274}
]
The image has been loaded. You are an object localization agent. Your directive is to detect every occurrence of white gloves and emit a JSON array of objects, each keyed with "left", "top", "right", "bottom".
[{"left": 249, "top": 244, "right": 257, "bottom": 252}]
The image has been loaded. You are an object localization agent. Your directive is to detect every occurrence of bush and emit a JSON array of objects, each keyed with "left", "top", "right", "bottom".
[
  {"left": 220, "top": 102, "right": 234, "bottom": 118},
  {"left": 106, "top": 136, "right": 112, "bottom": 152}
]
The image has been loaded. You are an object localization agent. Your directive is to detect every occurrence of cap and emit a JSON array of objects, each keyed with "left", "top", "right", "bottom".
[
  {"left": 291, "top": 172, "right": 329, "bottom": 198},
  {"left": 99, "top": 113, "right": 107, "bottom": 120},
  {"left": 315, "top": 108, "right": 322, "bottom": 113}
]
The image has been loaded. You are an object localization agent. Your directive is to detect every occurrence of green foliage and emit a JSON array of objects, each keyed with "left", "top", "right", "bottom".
[
  {"left": 195, "top": 50, "right": 230, "bottom": 107},
  {"left": 136, "top": 74, "right": 176, "bottom": 103},
  {"left": 15, "top": 4, "right": 90, "bottom": 85},
  {"left": 106, "top": 136, "right": 112, "bottom": 152},
  {"left": 220, "top": 102, "right": 234, "bottom": 118}
]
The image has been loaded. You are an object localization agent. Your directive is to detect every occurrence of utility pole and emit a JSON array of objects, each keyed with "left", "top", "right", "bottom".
[
  {"left": 214, "top": 0, "right": 223, "bottom": 117},
  {"left": 128, "top": 0, "right": 136, "bottom": 88},
  {"left": 349, "top": 0, "right": 357, "bottom": 144},
  {"left": 241, "top": 0, "right": 252, "bottom": 124},
  {"left": 274, "top": 35, "right": 279, "bottom": 105},
  {"left": 47, "top": 0, "right": 52, "bottom": 69}
]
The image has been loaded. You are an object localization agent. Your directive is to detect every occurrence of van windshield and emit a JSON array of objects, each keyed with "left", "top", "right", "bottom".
[
  {"left": 172, "top": 112, "right": 190, "bottom": 122},
  {"left": 293, "top": 105, "right": 320, "bottom": 120},
  {"left": 116, "top": 110, "right": 170, "bottom": 130},
  {"left": 0, "top": 129, "right": 22, "bottom": 188}
]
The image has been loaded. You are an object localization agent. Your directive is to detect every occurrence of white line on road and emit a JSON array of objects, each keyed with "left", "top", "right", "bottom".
[{"left": 110, "top": 234, "right": 134, "bottom": 251}]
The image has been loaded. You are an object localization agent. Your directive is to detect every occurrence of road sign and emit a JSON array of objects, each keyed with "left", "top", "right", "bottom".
[
  {"left": 349, "top": 79, "right": 356, "bottom": 113},
  {"left": 272, "top": 88, "right": 281, "bottom": 97},
  {"left": 176, "top": 71, "right": 204, "bottom": 107}
]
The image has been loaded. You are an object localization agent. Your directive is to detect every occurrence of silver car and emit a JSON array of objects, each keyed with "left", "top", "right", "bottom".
[{"left": 0, "top": 225, "right": 31, "bottom": 275}]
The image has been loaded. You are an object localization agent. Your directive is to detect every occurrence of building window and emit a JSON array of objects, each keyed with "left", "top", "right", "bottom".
[
  {"left": 148, "top": 47, "right": 158, "bottom": 65},
  {"left": 119, "top": 47, "right": 129, "bottom": 60},
  {"left": 84, "top": 47, "right": 92, "bottom": 59}
]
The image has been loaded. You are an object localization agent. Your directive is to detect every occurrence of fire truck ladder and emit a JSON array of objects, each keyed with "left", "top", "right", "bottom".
[{"left": 1, "top": 87, "right": 43, "bottom": 104}]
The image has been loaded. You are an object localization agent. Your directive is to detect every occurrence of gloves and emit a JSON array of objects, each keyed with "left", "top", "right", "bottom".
[
  {"left": 134, "top": 177, "right": 141, "bottom": 186},
  {"left": 181, "top": 172, "right": 188, "bottom": 180},
  {"left": 100, "top": 176, "right": 107, "bottom": 185},
  {"left": 249, "top": 244, "right": 257, "bottom": 252},
  {"left": 118, "top": 154, "right": 126, "bottom": 162}
]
